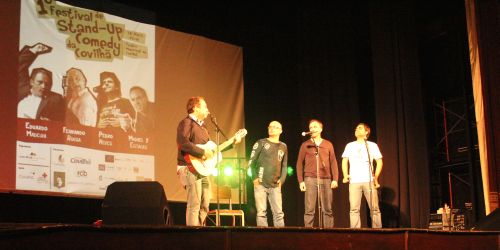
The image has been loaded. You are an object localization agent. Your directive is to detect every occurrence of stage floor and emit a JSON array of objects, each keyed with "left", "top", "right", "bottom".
[{"left": 1, "top": 223, "right": 499, "bottom": 249}]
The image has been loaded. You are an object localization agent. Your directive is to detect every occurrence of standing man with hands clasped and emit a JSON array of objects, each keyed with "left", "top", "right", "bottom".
[
  {"left": 248, "top": 121, "right": 288, "bottom": 227},
  {"left": 296, "top": 119, "right": 339, "bottom": 228},
  {"left": 341, "top": 123, "right": 383, "bottom": 228}
]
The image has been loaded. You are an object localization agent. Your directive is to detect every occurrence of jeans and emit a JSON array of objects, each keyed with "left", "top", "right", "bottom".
[
  {"left": 349, "top": 182, "right": 382, "bottom": 228},
  {"left": 178, "top": 167, "right": 211, "bottom": 226},
  {"left": 254, "top": 184, "right": 285, "bottom": 227},
  {"left": 304, "top": 177, "right": 334, "bottom": 227}
]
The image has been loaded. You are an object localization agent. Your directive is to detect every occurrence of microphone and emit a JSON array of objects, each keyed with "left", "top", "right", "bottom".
[
  {"left": 301, "top": 131, "right": 313, "bottom": 136},
  {"left": 92, "top": 85, "right": 103, "bottom": 93}
]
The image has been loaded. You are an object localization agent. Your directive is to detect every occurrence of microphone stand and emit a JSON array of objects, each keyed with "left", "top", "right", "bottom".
[
  {"left": 312, "top": 138, "right": 323, "bottom": 228},
  {"left": 209, "top": 114, "right": 228, "bottom": 140},
  {"left": 364, "top": 139, "right": 375, "bottom": 227},
  {"left": 209, "top": 114, "right": 227, "bottom": 226}
]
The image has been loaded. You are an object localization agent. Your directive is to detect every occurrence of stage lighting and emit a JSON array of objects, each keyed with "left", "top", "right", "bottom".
[
  {"left": 211, "top": 168, "right": 218, "bottom": 176},
  {"left": 223, "top": 166, "right": 234, "bottom": 176}
]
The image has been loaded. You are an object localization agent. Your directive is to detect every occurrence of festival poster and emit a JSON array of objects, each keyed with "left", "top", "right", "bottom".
[{"left": 16, "top": 0, "right": 155, "bottom": 196}]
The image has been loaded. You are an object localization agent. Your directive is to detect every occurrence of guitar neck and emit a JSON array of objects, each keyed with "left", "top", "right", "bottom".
[{"left": 215, "top": 137, "right": 236, "bottom": 152}]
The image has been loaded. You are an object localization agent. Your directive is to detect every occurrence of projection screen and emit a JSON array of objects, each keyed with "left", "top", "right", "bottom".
[{"left": 0, "top": 0, "right": 246, "bottom": 203}]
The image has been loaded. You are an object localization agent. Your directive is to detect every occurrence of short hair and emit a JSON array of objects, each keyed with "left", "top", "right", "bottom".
[
  {"left": 30, "top": 68, "right": 53, "bottom": 90},
  {"left": 66, "top": 67, "right": 87, "bottom": 85},
  {"left": 30, "top": 67, "right": 52, "bottom": 82},
  {"left": 186, "top": 96, "right": 204, "bottom": 114},
  {"left": 358, "top": 123, "right": 371, "bottom": 139},
  {"left": 308, "top": 119, "right": 323, "bottom": 128},
  {"left": 269, "top": 121, "right": 282, "bottom": 129},
  {"left": 130, "top": 86, "right": 148, "bottom": 99}
]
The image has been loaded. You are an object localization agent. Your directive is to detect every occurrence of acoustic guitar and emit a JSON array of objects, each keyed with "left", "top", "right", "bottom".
[{"left": 188, "top": 129, "right": 247, "bottom": 176}]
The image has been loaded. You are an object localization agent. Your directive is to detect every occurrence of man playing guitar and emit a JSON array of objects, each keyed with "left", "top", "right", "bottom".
[{"left": 176, "top": 96, "right": 242, "bottom": 226}]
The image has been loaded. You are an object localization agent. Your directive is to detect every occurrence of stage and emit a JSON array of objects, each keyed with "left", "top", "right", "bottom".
[{"left": 0, "top": 224, "right": 498, "bottom": 249}]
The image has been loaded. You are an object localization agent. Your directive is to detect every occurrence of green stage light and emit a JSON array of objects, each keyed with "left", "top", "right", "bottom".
[
  {"left": 287, "top": 166, "right": 294, "bottom": 176},
  {"left": 211, "top": 168, "right": 218, "bottom": 176},
  {"left": 247, "top": 168, "right": 252, "bottom": 177},
  {"left": 223, "top": 166, "right": 234, "bottom": 176}
]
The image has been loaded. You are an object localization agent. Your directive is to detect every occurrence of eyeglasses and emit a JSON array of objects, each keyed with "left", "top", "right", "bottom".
[{"left": 268, "top": 126, "right": 282, "bottom": 129}]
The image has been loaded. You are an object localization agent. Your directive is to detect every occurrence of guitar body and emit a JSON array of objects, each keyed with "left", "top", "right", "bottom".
[
  {"left": 188, "top": 141, "right": 223, "bottom": 177},
  {"left": 187, "top": 128, "right": 247, "bottom": 177}
]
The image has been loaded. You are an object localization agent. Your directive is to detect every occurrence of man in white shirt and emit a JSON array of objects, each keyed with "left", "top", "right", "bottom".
[{"left": 342, "top": 123, "right": 383, "bottom": 228}]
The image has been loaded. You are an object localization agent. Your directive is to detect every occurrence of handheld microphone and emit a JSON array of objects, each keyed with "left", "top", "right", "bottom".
[
  {"left": 301, "top": 131, "right": 313, "bottom": 136},
  {"left": 92, "top": 84, "right": 105, "bottom": 93}
]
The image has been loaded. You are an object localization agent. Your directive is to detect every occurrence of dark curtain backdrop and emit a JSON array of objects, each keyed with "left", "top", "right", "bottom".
[
  {"left": 293, "top": 4, "right": 374, "bottom": 228},
  {"left": 369, "top": 1, "right": 430, "bottom": 228},
  {"left": 283, "top": 1, "right": 430, "bottom": 228},
  {"left": 245, "top": 2, "right": 430, "bottom": 228}
]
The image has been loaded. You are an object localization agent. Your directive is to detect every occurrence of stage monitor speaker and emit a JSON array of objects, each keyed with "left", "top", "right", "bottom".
[
  {"left": 471, "top": 208, "right": 500, "bottom": 230},
  {"left": 102, "top": 181, "right": 172, "bottom": 225}
]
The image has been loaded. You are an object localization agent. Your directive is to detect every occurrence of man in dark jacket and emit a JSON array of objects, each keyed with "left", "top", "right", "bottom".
[{"left": 18, "top": 43, "right": 65, "bottom": 121}]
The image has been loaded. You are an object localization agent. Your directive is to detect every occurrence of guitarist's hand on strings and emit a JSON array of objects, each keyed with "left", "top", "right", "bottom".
[
  {"left": 202, "top": 149, "right": 214, "bottom": 160},
  {"left": 233, "top": 134, "right": 242, "bottom": 144}
]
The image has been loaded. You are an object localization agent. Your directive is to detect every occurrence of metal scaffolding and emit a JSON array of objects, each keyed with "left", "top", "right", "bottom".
[{"left": 430, "top": 97, "right": 479, "bottom": 229}]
